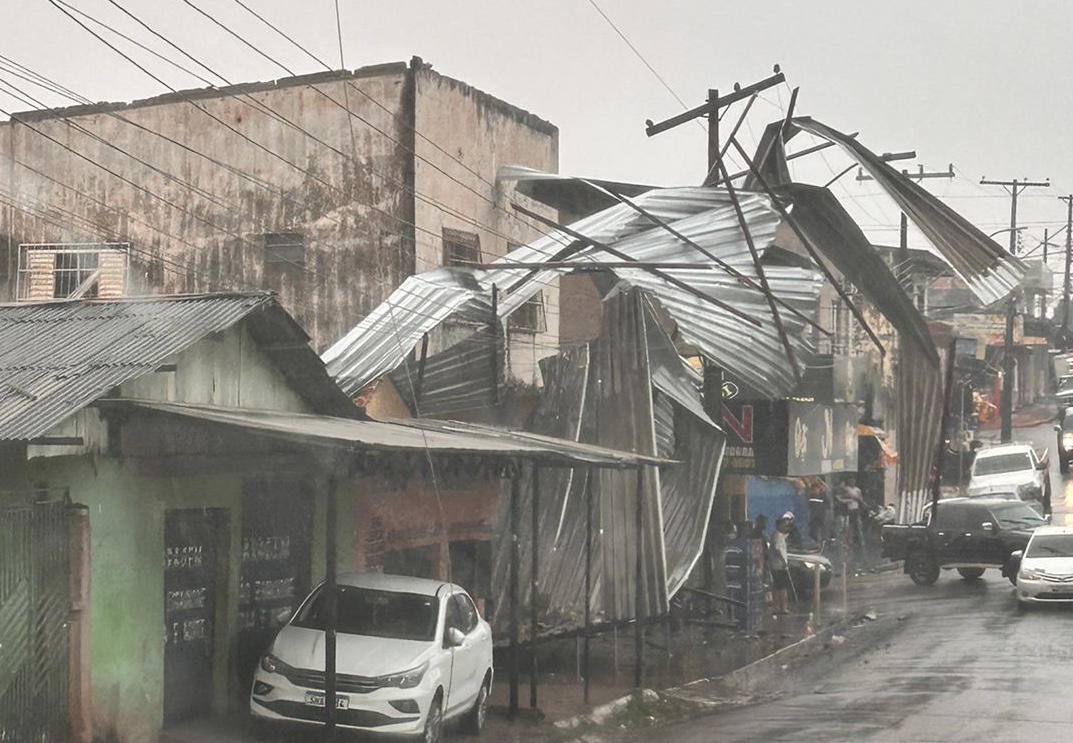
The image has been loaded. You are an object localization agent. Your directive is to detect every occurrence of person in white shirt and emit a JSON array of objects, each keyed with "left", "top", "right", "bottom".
[{"left": 769, "top": 517, "right": 791, "bottom": 615}]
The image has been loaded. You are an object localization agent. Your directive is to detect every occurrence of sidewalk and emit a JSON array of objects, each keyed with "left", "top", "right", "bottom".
[
  {"left": 977, "top": 399, "right": 1056, "bottom": 432},
  {"left": 160, "top": 567, "right": 905, "bottom": 743},
  {"left": 491, "top": 564, "right": 903, "bottom": 741}
]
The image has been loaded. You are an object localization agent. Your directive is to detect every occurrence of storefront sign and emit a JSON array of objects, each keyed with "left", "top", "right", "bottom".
[{"left": 721, "top": 399, "right": 858, "bottom": 476}]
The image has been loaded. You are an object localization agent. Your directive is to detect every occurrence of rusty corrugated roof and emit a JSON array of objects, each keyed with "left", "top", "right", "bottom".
[{"left": 0, "top": 293, "right": 354, "bottom": 441}]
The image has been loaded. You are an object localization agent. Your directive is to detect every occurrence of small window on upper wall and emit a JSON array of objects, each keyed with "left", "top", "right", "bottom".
[
  {"left": 17, "top": 243, "right": 128, "bottom": 301},
  {"left": 442, "top": 228, "right": 481, "bottom": 267},
  {"left": 509, "top": 291, "right": 547, "bottom": 334},
  {"left": 264, "top": 232, "right": 305, "bottom": 267}
]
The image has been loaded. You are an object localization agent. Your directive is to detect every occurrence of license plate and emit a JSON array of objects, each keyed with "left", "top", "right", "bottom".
[{"left": 305, "top": 691, "right": 349, "bottom": 709}]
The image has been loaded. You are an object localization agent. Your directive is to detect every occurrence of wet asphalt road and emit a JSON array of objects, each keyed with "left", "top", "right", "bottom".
[{"left": 633, "top": 422, "right": 1073, "bottom": 742}]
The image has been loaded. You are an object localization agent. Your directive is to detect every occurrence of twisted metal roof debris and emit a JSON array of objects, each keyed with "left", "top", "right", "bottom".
[
  {"left": 323, "top": 183, "right": 825, "bottom": 399},
  {"left": 759, "top": 117, "right": 1027, "bottom": 305}
]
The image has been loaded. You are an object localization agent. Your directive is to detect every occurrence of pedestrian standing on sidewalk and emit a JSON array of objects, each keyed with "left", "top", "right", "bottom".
[
  {"left": 769, "top": 517, "right": 792, "bottom": 615},
  {"left": 836, "top": 477, "right": 866, "bottom": 550},
  {"left": 806, "top": 478, "right": 829, "bottom": 546}
]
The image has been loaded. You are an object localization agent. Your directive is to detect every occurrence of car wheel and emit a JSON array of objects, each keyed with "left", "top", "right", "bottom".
[
  {"left": 906, "top": 551, "right": 939, "bottom": 586},
  {"left": 422, "top": 694, "right": 444, "bottom": 743},
  {"left": 957, "top": 567, "right": 985, "bottom": 580},
  {"left": 462, "top": 677, "right": 490, "bottom": 735},
  {"left": 1003, "top": 560, "right": 1019, "bottom": 585}
]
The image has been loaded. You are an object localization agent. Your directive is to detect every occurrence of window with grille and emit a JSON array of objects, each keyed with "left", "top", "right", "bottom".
[
  {"left": 509, "top": 291, "right": 547, "bottom": 333},
  {"left": 264, "top": 232, "right": 305, "bottom": 267},
  {"left": 442, "top": 228, "right": 481, "bottom": 267},
  {"left": 17, "top": 244, "right": 128, "bottom": 301},
  {"left": 53, "top": 251, "right": 99, "bottom": 298}
]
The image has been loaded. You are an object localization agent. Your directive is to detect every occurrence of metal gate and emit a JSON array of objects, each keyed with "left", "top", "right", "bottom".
[{"left": 0, "top": 494, "right": 71, "bottom": 743}]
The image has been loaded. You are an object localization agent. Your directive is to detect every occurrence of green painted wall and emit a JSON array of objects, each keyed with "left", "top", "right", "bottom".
[{"left": 1, "top": 452, "right": 353, "bottom": 743}]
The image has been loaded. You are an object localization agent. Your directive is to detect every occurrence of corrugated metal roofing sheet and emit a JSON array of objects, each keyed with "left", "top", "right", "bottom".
[
  {"left": 489, "top": 293, "right": 724, "bottom": 636},
  {"left": 0, "top": 294, "right": 286, "bottom": 441},
  {"left": 388, "top": 328, "right": 501, "bottom": 417},
  {"left": 323, "top": 268, "right": 483, "bottom": 395}
]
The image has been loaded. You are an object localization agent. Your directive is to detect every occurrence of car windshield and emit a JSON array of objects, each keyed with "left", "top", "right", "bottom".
[
  {"left": 991, "top": 503, "right": 1048, "bottom": 530},
  {"left": 1026, "top": 534, "right": 1073, "bottom": 558},
  {"left": 291, "top": 585, "right": 439, "bottom": 641},
  {"left": 973, "top": 452, "right": 1032, "bottom": 476}
]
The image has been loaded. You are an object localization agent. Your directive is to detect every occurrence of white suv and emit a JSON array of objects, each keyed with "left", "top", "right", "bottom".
[
  {"left": 250, "top": 573, "right": 493, "bottom": 742},
  {"left": 967, "top": 442, "right": 1049, "bottom": 507}
]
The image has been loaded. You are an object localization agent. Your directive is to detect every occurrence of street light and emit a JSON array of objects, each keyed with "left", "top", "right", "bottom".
[{"left": 987, "top": 226, "right": 1028, "bottom": 240}]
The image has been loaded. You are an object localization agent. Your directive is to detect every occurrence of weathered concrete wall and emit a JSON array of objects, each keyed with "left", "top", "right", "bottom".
[
  {"left": 0, "top": 66, "right": 414, "bottom": 351},
  {"left": 411, "top": 62, "right": 560, "bottom": 386},
  {"left": 0, "top": 61, "right": 563, "bottom": 383},
  {"left": 352, "top": 470, "right": 502, "bottom": 599}
]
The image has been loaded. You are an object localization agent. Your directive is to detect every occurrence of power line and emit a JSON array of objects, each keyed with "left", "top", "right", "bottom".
[
  {"left": 583, "top": 0, "right": 706, "bottom": 138},
  {"left": 55, "top": 0, "right": 218, "bottom": 88},
  {"left": 115, "top": 0, "right": 547, "bottom": 239},
  {"left": 43, "top": 0, "right": 532, "bottom": 275},
  {"left": 83, "top": 0, "right": 547, "bottom": 249},
  {"left": 221, "top": 0, "right": 505, "bottom": 195}
]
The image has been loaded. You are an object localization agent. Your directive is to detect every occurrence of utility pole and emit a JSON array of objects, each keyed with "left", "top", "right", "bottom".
[
  {"left": 980, "top": 177, "right": 1051, "bottom": 255},
  {"left": 979, "top": 177, "right": 1050, "bottom": 442},
  {"left": 1060, "top": 196, "right": 1073, "bottom": 348}
]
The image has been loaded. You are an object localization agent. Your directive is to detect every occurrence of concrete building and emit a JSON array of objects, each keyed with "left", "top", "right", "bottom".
[{"left": 0, "top": 57, "right": 559, "bottom": 385}]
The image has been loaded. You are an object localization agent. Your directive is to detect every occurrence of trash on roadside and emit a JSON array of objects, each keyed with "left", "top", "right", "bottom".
[{"left": 829, "top": 634, "right": 846, "bottom": 646}]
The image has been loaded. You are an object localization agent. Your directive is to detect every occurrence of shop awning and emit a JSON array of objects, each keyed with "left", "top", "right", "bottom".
[
  {"left": 107, "top": 399, "right": 674, "bottom": 469},
  {"left": 858, "top": 423, "right": 898, "bottom": 465}
]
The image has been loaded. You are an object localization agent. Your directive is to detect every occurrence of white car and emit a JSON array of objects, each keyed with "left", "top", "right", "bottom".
[
  {"left": 966, "top": 443, "right": 1049, "bottom": 505},
  {"left": 1014, "top": 526, "right": 1073, "bottom": 607},
  {"left": 250, "top": 573, "right": 493, "bottom": 742}
]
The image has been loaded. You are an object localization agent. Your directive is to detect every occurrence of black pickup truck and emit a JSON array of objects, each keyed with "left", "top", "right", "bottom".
[{"left": 881, "top": 496, "right": 1048, "bottom": 585}]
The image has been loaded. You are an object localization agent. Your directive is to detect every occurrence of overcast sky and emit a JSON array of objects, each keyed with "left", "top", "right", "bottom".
[{"left": 5, "top": 0, "right": 1072, "bottom": 263}]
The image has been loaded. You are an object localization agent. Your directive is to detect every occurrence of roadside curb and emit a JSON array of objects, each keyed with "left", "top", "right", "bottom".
[
  {"left": 676, "top": 612, "right": 906, "bottom": 698},
  {"left": 552, "top": 612, "right": 910, "bottom": 738}
]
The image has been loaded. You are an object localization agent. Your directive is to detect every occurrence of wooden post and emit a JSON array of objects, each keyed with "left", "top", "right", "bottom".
[
  {"left": 414, "top": 333, "right": 429, "bottom": 411},
  {"left": 584, "top": 468, "right": 593, "bottom": 705},
  {"left": 508, "top": 469, "right": 521, "bottom": 717},
  {"left": 490, "top": 285, "right": 500, "bottom": 408},
  {"left": 323, "top": 470, "right": 339, "bottom": 742},
  {"left": 634, "top": 466, "right": 644, "bottom": 689},
  {"left": 811, "top": 558, "right": 821, "bottom": 623},
  {"left": 841, "top": 562, "right": 848, "bottom": 618},
  {"left": 529, "top": 466, "right": 540, "bottom": 709}
]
